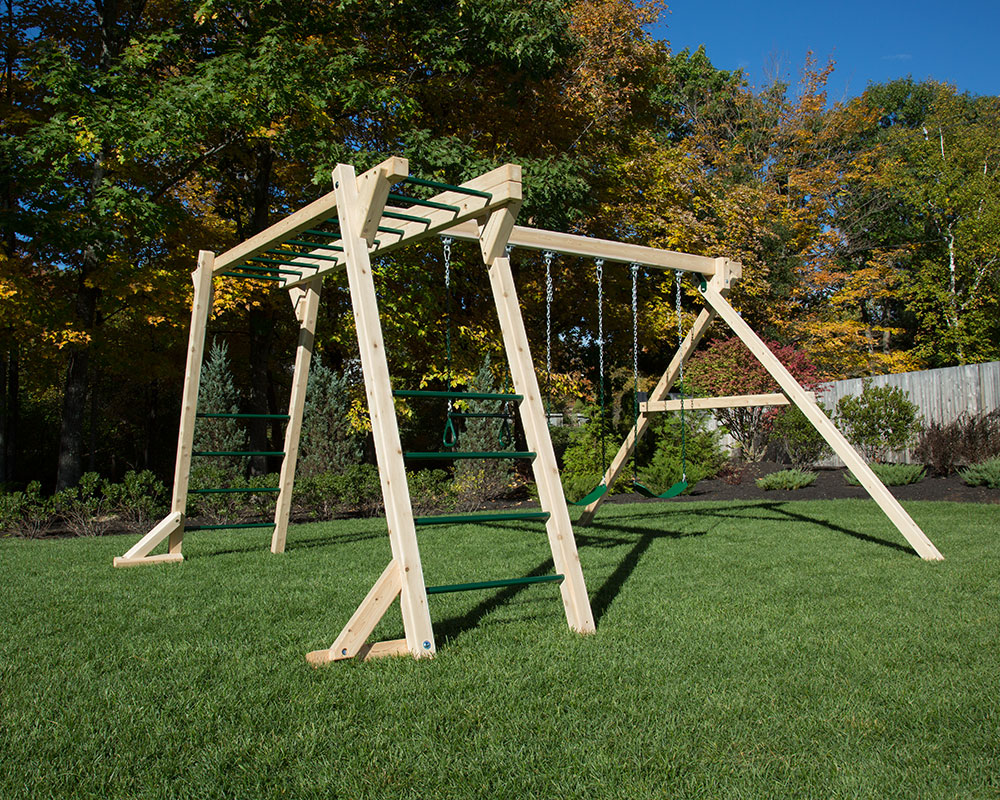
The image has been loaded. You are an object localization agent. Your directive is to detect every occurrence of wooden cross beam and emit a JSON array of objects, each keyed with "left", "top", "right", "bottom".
[{"left": 640, "top": 392, "right": 816, "bottom": 413}]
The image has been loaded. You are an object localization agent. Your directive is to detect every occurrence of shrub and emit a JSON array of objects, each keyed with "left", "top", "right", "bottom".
[
  {"left": 756, "top": 469, "right": 817, "bottom": 490},
  {"left": 560, "top": 406, "right": 622, "bottom": 501},
  {"left": 298, "top": 359, "right": 365, "bottom": 478},
  {"left": 915, "top": 410, "right": 1000, "bottom": 475},
  {"left": 408, "top": 469, "right": 454, "bottom": 514},
  {"left": 640, "top": 412, "right": 726, "bottom": 494},
  {"left": 772, "top": 403, "right": 832, "bottom": 468},
  {"left": 959, "top": 456, "right": 1000, "bottom": 489},
  {"left": 53, "top": 472, "right": 113, "bottom": 536},
  {"left": 335, "top": 464, "right": 383, "bottom": 516},
  {"left": 836, "top": 381, "right": 921, "bottom": 461},
  {"left": 191, "top": 340, "right": 248, "bottom": 483},
  {"left": 0, "top": 481, "right": 54, "bottom": 537},
  {"left": 103, "top": 470, "right": 168, "bottom": 533},
  {"left": 686, "top": 337, "right": 821, "bottom": 462},
  {"left": 187, "top": 470, "right": 280, "bottom": 524},
  {"left": 844, "top": 463, "right": 926, "bottom": 486}
]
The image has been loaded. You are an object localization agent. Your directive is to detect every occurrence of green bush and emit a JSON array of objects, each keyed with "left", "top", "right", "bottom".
[
  {"left": 408, "top": 469, "right": 454, "bottom": 514},
  {"left": 53, "top": 472, "right": 113, "bottom": 536},
  {"left": 187, "top": 470, "right": 280, "bottom": 524},
  {"left": 844, "top": 463, "right": 926, "bottom": 486},
  {"left": 959, "top": 456, "right": 1000, "bottom": 489},
  {"left": 335, "top": 464, "right": 383, "bottom": 516},
  {"left": 756, "top": 469, "right": 817, "bottom": 490},
  {"left": 836, "top": 382, "right": 921, "bottom": 462},
  {"left": 0, "top": 481, "right": 54, "bottom": 537},
  {"left": 559, "top": 406, "right": 622, "bottom": 501},
  {"left": 103, "top": 470, "right": 168, "bottom": 533},
  {"left": 191, "top": 340, "right": 248, "bottom": 483},
  {"left": 772, "top": 403, "right": 832, "bottom": 468},
  {"left": 639, "top": 412, "right": 726, "bottom": 494},
  {"left": 298, "top": 359, "right": 365, "bottom": 478}
]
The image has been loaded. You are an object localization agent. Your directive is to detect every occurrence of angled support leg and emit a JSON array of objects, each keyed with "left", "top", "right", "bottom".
[
  {"left": 324, "top": 161, "right": 437, "bottom": 660},
  {"left": 271, "top": 277, "right": 322, "bottom": 554},
  {"left": 114, "top": 250, "right": 215, "bottom": 567},
  {"left": 698, "top": 261, "right": 944, "bottom": 561},
  {"left": 486, "top": 244, "right": 595, "bottom": 633}
]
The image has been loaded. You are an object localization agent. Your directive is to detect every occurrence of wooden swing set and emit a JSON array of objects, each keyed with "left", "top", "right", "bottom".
[{"left": 113, "top": 158, "right": 943, "bottom": 665}]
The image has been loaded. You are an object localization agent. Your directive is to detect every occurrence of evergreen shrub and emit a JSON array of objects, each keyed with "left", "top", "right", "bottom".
[
  {"left": 836, "top": 381, "right": 921, "bottom": 461},
  {"left": 959, "top": 456, "right": 1000, "bottom": 489},
  {"left": 844, "top": 463, "right": 926, "bottom": 486},
  {"left": 756, "top": 468, "right": 817, "bottom": 491}
]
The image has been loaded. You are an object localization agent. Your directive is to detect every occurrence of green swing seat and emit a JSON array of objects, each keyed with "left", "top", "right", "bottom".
[
  {"left": 631, "top": 479, "right": 687, "bottom": 499},
  {"left": 570, "top": 483, "right": 609, "bottom": 506}
]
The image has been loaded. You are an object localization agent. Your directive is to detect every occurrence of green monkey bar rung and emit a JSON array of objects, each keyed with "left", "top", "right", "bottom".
[
  {"left": 188, "top": 487, "right": 281, "bottom": 494},
  {"left": 266, "top": 249, "right": 340, "bottom": 262},
  {"left": 246, "top": 258, "right": 309, "bottom": 271},
  {"left": 239, "top": 264, "right": 305, "bottom": 275},
  {"left": 414, "top": 511, "right": 549, "bottom": 526},
  {"left": 304, "top": 228, "right": 340, "bottom": 238},
  {"left": 183, "top": 522, "right": 275, "bottom": 531},
  {"left": 376, "top": 225, "right": 405, "bottom": 236},
  {"left": 404, "top": 451, "right": 534, "bottom": 460},
  {"left": 283, "top": 239, "right": 344, "bottom": 252},
  {"left": 403, "top": 176, "right": 493, "bottom": 200},
  {"left": 220, "top": 272, "right": 284, "bottom": 281},
  {"left": 425, "top": 574, "right": 564, "bottom": 595},
  {"left": 193, "top": 451, "right": 285, "bottom": 457},
  {"left": 393, "top": 390, "right": 522, "bottom": 401},
  {"left": 197, "top": 413, "right": 290, "bottom": 420},
  {"left": 382, "top": 210, "right": 432, "bottom": 225},
  {"left": 387, "top": 192, "right": 461, "bottom": 213}
]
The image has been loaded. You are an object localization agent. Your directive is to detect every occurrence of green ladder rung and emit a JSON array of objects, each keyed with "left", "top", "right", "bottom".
[
  {"left": 193, "top": 451, "right": 285, "bottom": 457},
  {"left": 414, "top": 511, "right": 549, "bottom": 526},
  {"left": 387, "top": 192, "right": 461, "bottom": 213},
  {"left": 404, "top": 451, "right": 534, "bottom": 460},
  {"left": 393, "top": 390, "right": 522, "bottom": 401},
  {"left": 404, "top": 176, "right": 493, "bottom": 200},
  {"left": 183, "top": 523, "right": 274, "bottom": 531},
  {"left": 197, "top": 413, "right": 290, "bottom": 420},
  {"left": 189, "top": 487, "right": 281, "bottom": 494},
  {"left": 426, "top": 574, "right": 564, "bottom": 595}
]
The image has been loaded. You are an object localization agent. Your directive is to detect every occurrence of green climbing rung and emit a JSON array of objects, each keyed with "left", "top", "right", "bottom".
[
  {"left": 377, "top": 225, "right": 405, "bottom": 236},
  {"left": 266, "top": 249, "right": 340, "bottom": 262},
  {"left": 393, "top": 390, "right": 522, "bottom": 401},
  {"left": 387, "top": 192, "right": 461, "bottom": 213},
  {"left": 245, "top": 258, "right": 307, "bottom": 271},
  {"left": 188, "top": 487, "right": 281, "bottom": 494},
  {"left": 239, "top": 264, "right": 304, "bottom": 275},
  {"left": 304, "top": 228, "right": 340, "bottom": 238},
  {"left": 382, "top": 210, "right": 431, "bottom": 225},
  {"left": 283, "top": 239, "right": 344, "bottom": 252},
  {"left": 197, "top": 413, "right": 290, "bottom": 420},
  {"left": 404, "top": 451, "right": 534, "bottom": 460},
  {"left": 404, "top": 176, "right": 493, "bottom": 200},
  {"left": 414, "top": 511, "right": 549, "bottom": 526},
  {"left": 193, "top": 451, "right": 285, "bottom": 457},
  {"left": 220, "top": 272, "right": 283, "bottom": 281},
  {"left": 184, "top": 522, "right": 274, "bottom": 531},
  {"left": 426, "top": 574, "right": 564, "bottom": 595}
]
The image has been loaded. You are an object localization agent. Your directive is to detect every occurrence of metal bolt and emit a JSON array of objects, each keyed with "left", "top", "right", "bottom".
[{"left": 422, "top": 641, "right": 431, "bottom": 649}]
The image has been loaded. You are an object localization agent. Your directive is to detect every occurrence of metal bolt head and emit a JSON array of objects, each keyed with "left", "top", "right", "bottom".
[{"left": 422, "top": 641, "right": 431, "bottom": 649}]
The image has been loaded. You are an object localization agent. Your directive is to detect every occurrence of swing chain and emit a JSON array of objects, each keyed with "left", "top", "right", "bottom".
[
  {"left": 675, "top": 268, "right": 686, "bottom": 482},
  {"left": 543, "top": 251, "right": 554, "bottom": 387},
  {"left": 631, "top": 263, "right": 641, "bottom": 484},
  {"left": 443, "top": 236, "right": 453, "bottom": 412},
  {"left": 595, "top": 258, "right": 606, "bottom": 473}
]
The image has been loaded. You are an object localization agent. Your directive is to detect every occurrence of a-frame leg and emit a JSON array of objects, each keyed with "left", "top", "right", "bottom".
[
  {"left": 114, "top": 250, "right": 215, "bottom": 567},
  {"left": 271, "top": 277, "right": 322, "bottom": 554},
  {"left": 697, "top": 262, "right": 944, "bottom": 561},
  {"left": 487, "top": 253, "right": 595, "bottom": 633},
  {"left": 320, "top": 161, "right": 436, "bottom": 660}
]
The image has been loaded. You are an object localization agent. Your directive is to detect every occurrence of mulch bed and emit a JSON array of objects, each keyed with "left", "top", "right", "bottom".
[{"left": 604, "top": 461, "right": 999, "bottom": 505}]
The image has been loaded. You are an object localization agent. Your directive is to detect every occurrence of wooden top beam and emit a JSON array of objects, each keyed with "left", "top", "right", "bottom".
[{"left": 442, "top": 221, "right": 737, "bottom": 277}]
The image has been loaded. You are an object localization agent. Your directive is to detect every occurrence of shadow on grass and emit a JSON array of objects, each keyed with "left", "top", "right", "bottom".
[
  {"left": 584, "top": 499, "right": 915, "bottom": 557},
  {"left": 192, "top": 523, "right": 385, "bottom": 559}
]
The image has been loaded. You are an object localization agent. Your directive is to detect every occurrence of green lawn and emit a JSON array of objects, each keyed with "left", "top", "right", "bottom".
[{"left": 2, "top": 500, "right": 998, "bottom": 799}]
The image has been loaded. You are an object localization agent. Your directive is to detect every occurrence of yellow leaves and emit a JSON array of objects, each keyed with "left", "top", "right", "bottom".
[
  {"left": 43, "top": 326, "right": 92, "bottom": 350},
  {"left": 68, "top": 116, "right": 99, "bottom": 157}
]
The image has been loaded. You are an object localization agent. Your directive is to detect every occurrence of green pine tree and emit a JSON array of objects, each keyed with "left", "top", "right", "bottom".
[
  {"left": 191, "top": 340, "right": 248, "bottom": 484},
  {"left": 297, "top": 359, "right": 364, "bottom": 478}
]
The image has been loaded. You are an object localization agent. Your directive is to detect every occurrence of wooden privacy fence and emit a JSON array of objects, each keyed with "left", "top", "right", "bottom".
[{"left": 815, "top": 360, "right": 1000, "bottom": 465}]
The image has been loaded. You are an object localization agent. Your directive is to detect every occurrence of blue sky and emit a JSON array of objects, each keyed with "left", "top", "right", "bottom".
[{"left": 647, "top": 1, "right": 999, "bottom": 102}]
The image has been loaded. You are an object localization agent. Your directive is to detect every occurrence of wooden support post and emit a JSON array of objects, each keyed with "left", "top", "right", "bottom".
[
  {"left": 330, "top": 163, "right": 437, "bottom": 658},
  {"left": 168, "top": 251, "right": 216, "bottom": 554},
  {"left": 113, "top": 251, "right": 214, "bottom": 566},
  {"left": 698, "top": 263, "right": 944, "bottom": 561},
  {"left": 486, "top": 253, "right": 595, "bottom": 634},
  {"left": 271, "top": 278, "right": 322, "bottom": 554},
  {"left": 577, "top": 306, "right": 718, "bottom": 527}
]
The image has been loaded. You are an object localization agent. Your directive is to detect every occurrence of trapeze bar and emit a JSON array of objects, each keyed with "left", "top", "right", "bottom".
[{"left": 403, "top": 175, "right": 493, "bottom": 201}]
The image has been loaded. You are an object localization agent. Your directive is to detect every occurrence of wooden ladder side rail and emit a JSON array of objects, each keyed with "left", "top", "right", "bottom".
[
  {"left": 324, "top": 162, "right": 437, "bottom": 660},
  {"left": 485, "top": 242, "right": 595, "bottom": 634},
  {"left": 641, "top": 392, "right": 816, "bottom": 413},
  {"left": 281, "top": 164, "right": 523, "bottom": 290},
  {"left": 698, "top": 266, "right": 944, "bottom": 562},
  {"left": 271, "top": 277, "right": 322, "bottom": 554},
  {"left": 113, "top": 251, "right": 215, "bottom": 567}
]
